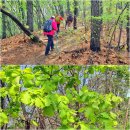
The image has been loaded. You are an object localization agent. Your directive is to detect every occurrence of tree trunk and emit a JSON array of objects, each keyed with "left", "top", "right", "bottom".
[
  {"left": 2, "top": 0, "right": 6, "bottom": 39},
  {"left": 52, "top": 1, "right": 59, "bottom": 15},
  {"left": 117, "top": 21, "right": 123, "bottom": 50},
  {"left": 6, "top": 19, "right": 13, "bottom": 36},
  {"left": 25, "top": 120, "right": 30, "bottom": 130},
  {"left": 0, "top": 80, "right": 5, "bottom": 109},
  {"left": 66, "top": 0, "right": 70, "bottom": 14},
  {"left": 83, "top": 0, "right": 87, "bottom": 32},
  {"left": 90, "top": 0, "right": 102, "bottom": 52},
  {"left": 58, "top": 0, "right": 64, "bottom": 17},
  {"left": 26, "top": 0, "right": 33, "bottom": 32},
  {"left": 126, "top": 2, "right": 130, "bottom": 52},
  {"left": 35, "top": 0, "right": 42, "bottom": 29},
  {"left": 73, "top": 0, "right": 78, "bottom": 29},
  {"left": 106, "top": 3, "right": 128, "bottom": 62},
  {"left": 18, "top": 0, "right": 25, "bottom": 24},
  {"left": 0, "top": 8, "right": 39, "bottom": 42}
]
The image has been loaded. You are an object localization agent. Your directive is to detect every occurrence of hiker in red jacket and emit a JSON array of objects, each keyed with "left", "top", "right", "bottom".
[
  {"left": 55, "top": 14, "right": 64, "bottom": 33},
  {"left": 44, "top": 16, "right": 57, "bottom": 56}
]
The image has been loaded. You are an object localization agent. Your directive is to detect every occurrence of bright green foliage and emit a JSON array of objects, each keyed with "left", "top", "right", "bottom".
[
  {"left": 0, "top": 109, "right": 8, "bottom": 126},
  {"left": 0, "top": 65, "right": 129, "bottom": 129}
]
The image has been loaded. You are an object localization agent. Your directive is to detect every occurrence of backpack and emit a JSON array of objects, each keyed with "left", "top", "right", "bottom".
[
  {"left": 55, "top": 16, "right": 60, "bottom": 23},
  {"left": 43, "top": 19, "right": 53, "bottom": 32},
  {"left": 67, "top": 15, "right": 73, "bottom": 21}
]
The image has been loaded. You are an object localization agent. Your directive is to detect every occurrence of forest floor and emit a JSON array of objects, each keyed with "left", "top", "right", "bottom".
[{"left": 1, "top": 24, "right": 129, "bottom": 65}]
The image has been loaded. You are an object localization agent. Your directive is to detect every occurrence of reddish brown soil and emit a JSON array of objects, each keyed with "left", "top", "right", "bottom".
[{"left": 1, "top": 27, "right": 129, "bottom": 65}]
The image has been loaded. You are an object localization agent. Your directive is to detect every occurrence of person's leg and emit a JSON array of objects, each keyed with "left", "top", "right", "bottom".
[
  {"left": 50, "top": 36, "right": 54, "bottom": 50},
  {"left": 45, "top": 35, "right": 51, "bottom": 55}
]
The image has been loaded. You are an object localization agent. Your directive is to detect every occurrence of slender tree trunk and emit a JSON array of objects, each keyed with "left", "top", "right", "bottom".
[
  {"left": 83, "top": 0, "right": 87, "bottom": 32},
  {"left": 2, "top": 0, "right": 6, "bottom": 39},
  {"left": 0, "top": 80, "right": 5, "bottom": 109},
  {"left": 90, "top": 0, "right": 102, "bottom": 52},
  {"left": 18, "top": 0, "right": 25, "bottom": 24},
  {"left": 117, "top": 21, "right": 123, "bottom": 50},
  {"left": 6, "top": 19, "right": 13, "bottom": 36},
  {"left": 58, "top": 0, "right": 64, "bottom": 17},
  {"left": 52, "top": 1, "right": 59, "bottom": 15},
  {"left": 0, "top": 8, "right": 39, "bottom": 42},
  {"left": 35, "top": 0, "right": 42, "bottom": 29},
  {"left": 73, "top": 0, "right": 78, "bottom": 29},
  {"left": 126, "top": 2, "right": 130, "bottom": 52},
  {"left": 106, "top": 3, "right": 128, "bottom": 62},
  {"left": 26, "top": 0, "right": 33, "bottom": 32},
  {"left": 66, "top": 0, "right": 70, "bottom": 14}
]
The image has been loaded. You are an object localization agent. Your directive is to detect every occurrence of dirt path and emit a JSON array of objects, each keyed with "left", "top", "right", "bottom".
[{"left": 1, "top": 25, "right": 129, "bottom": 65}]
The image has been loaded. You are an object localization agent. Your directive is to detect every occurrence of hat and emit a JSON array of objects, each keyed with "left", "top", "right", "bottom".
[{"left": 51, "top": 16, "right": 55, "bottom": 19}]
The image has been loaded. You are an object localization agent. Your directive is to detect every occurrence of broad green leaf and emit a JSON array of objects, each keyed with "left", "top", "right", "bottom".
[
  {"left": 0, "top": 111, "right": 8, "bottom": 126},
  {"left": 21, "top": 92, "right": 31, "bottom": 105},
  {"left": 43, "top": 106, "right": 55, "bottom": 117},
  {"left": 31, "top": 120, "right": 38, "bottom": 126},
  {"left": 35, "top": 98, "right": 44, "bottom": 108}
]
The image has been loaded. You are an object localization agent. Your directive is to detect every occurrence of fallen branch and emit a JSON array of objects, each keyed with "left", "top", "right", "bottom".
[{"left": 0, "top": 8, "right": 40, "bottom": 43}]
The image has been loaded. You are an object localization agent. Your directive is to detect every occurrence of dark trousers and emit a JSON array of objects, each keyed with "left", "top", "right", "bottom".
[
  {"left": 57, "top": 24, "right": 60, "bottom": 33},
  {"left": 45, "top": 35, "right": 54, "bottom": 55}
]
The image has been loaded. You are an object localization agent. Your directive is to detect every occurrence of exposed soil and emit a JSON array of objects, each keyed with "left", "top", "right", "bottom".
[{"left": 1, "top": 26, "right": 129, "bottom": 65}]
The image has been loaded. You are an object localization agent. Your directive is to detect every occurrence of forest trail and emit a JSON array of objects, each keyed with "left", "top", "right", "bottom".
[{"left": 1, "top": 24, "right": 129, "bottom": 65}]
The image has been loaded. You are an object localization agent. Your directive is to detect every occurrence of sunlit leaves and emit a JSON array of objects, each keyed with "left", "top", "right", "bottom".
[
  {"left": 0, "top": 110, "right": 8, "bottom": 126},
  {"left": 20, "top": 91, "right": 32, "bottom": 105},
  {"left": 0, "top": 65, "right": 128, "bottom": 129},
  {"left": 34, "top": 98, "right": 44, "bottom": 108},
  {"left": 31, "top": 120, "right": 38, "bottom": 127}
]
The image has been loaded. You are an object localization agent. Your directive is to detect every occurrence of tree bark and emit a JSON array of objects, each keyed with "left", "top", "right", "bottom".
[
  {"left": 58, "top": 0, "right": 64, "bottom": 17},
  {"left": 35, "top": 0, "right": 42, "bottom": 29},
  {"left": 117, "top": 21, "right": 123, "bottom": 50},
  {"left": 73, "top": 0, "right": 78, "bottom": 29},
  {"left": 26, "top": 0, "right": 33, "bottom": 32},
  {"left": 83, "top": 0, "right": 87, "bottom": 32},
  {"left": 126, "top": 2, "right": 130, "bottom": 52},
  {"left": 18, "top": 0, "right": 25, "bottom": 24},
  {"left": 0, "top": 8, "right": 39, "bottom": 42},
  {"left": 2, "top": 0, "right": 6, "bottom": 39},
  {"left": 90, "top": 0, "right": 102, "bottom": 52},
  {"left": 52, "top": 1, "right": 59, "bottom": 15}
]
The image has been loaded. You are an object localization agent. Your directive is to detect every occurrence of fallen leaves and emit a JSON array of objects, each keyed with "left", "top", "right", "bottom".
[{"left": 1, "top": 27, "right": 129, "bottom": 65}]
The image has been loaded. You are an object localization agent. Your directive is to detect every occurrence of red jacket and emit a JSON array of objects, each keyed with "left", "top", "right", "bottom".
[
  {"left": 55, "top": 16, "right": 64, "bottom": 24},
  {"left": 43, "top": 18, "right": 57, "bottom": 36}
]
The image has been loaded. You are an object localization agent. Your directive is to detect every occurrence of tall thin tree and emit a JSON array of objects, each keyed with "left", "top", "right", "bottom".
[
  {"left": 90, "top": 0, "right": 102, "bottom": 52},
  {"left": 26, "top": 0, "right": 33, "bottom": 32},
  {"left": 126, "top": 2, "right": 130, "bottom": 52},
  {"left": 73, "top": 0, "right": 78, "bottom": 29},
  {"left": 66, "top": 0, "right": 70, "bottom": 14},
  {"left": 2, "top": 0, "right": 6, "bottom": 39}
]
